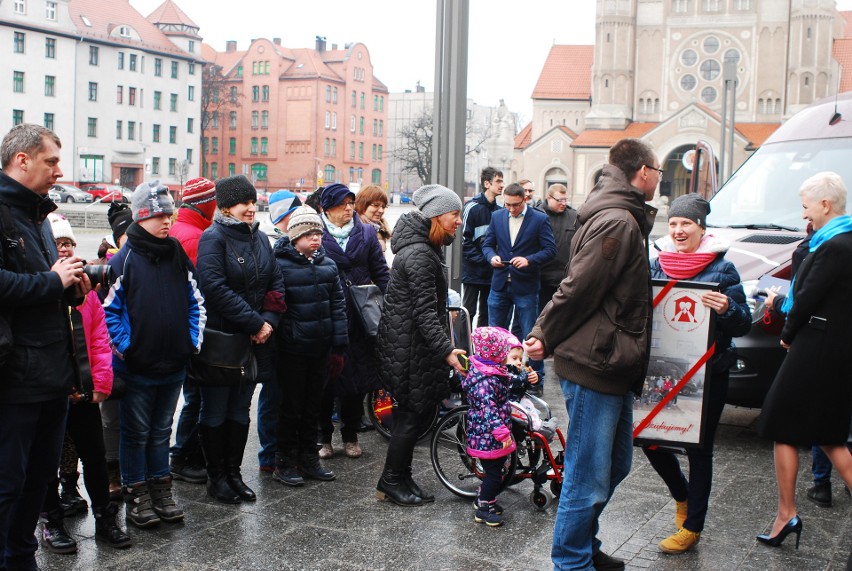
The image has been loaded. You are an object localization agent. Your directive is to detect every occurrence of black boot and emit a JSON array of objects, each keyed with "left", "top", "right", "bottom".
[
  {"left": 147, "top": 475, "right": 184, "bottom": 522},
  {"left": 41, "top": 509, "right": 78, "bottom": 554},
  {"left": 122, "top": 482, "right": 161, "bottom": 528},
  {"left": 376, "top": 469, "right": 422, "bottom": 506},
  {"left": 171, "top": 425, "right": 207, "bottom": 484},
  {"left": 298, "top": 452, "right": 336, "bottom": 481},
  {"left": 200, "top": 423, "right": 241, "bottom": 504},
  {"left": 59, "top": 472, "right": 88, "bottom": 516},
  {"left": 93, "top": 503, "right": 132, "bottom": 548},
  {"left": 272, "top": 453, "right": 304, "bottom": 487},
  {"left": 224, "top": 420, "right": 256, "bottom": 501},
  {"left": 806, "top": 481, "right": 832, "bottom": 508},
  {"left": 404, "top": 467, "right": 435, "bottom": 503}
]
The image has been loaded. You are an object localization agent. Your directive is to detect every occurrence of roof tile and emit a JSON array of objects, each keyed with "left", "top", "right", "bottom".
[{"left": 532, "top": 45, "right": 594, "bottom": 100}]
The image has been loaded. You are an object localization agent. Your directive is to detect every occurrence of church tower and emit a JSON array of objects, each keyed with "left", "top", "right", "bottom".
[
  {"left": 786, "top": 0, "right": 843, "bottom": 115},
  {"left": 585, "top": 0, "right": 636, "bottom": 129}
]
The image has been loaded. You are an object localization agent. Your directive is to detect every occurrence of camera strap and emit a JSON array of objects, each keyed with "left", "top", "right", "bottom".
[{"left": 68, "top": 305, "right": 94, "bottom": 398}]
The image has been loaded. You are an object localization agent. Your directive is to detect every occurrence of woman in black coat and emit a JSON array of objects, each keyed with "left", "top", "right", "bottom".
[
  {"left": 375, "top": 184, "right": 467, "bottom": 507},
  {"left": 756, "top": 172, "right": 852, "bottom": 549},
  {"left": 196, "top": 176, "right": 286, "bottom": 504},
  {"left": 317, "top": 183, "right": 389, "bottom": 460}
]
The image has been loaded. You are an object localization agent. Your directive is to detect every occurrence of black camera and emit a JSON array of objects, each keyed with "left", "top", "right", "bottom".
[{"left": 82, "top": 261, "right": 114, "bottom": 289}]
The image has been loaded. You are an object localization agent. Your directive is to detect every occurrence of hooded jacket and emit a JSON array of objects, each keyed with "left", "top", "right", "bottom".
[
  {"left": 529, "top": 164, "right": 657, "bottom": 396},
  {"left": 376, "top": 211, "right": 454, "bottom": 412},
  {"left": 0, "top": 171, "right": 76, "bottom": 402},
  {"left": 169, "top": 205, "right": 212, "bottom": 264},
  {"left": 273, "top": 237, "right": 348, "bottom": 355}
]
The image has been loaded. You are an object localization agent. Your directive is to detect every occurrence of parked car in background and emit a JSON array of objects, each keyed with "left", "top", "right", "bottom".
[
  {"left": 687, "top": 92, "right": 852, "bottom": 408},
  {"left": 48, "top": 188, "right": 61, "bottom": 202},
  {"left": 256, "top": 190, "right": 269, "bottom": 211},
  {"left": 81, "top": 183, "right": 131, "bottom": 203},
  {"left": 51, "top": 183, "right": 93, "bottom": 204}
]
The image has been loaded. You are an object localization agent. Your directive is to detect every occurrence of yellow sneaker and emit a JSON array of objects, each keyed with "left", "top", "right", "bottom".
[
  {"left": 659, "top": 528, "right": 700, "bottom": 554},
  {"left": 675, "top": 500, "right": 688, "bottom": 529}
]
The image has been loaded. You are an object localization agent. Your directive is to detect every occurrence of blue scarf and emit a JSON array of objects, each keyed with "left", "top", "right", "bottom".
[{"left": 781, "top": 214, "right": 852, "bottom": 314}]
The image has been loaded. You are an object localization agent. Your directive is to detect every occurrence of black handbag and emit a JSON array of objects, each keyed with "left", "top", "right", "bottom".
[
  {"left": 347, "top": 282, "right": 383, "bottom": 337},
  {"left": 189, "top": 328, "right": 257, "bottom": 387}
]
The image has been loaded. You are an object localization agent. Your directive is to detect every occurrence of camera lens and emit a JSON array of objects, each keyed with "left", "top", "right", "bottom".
[{"left": 81, "top": 262, "right": 114, "bottom": 288}]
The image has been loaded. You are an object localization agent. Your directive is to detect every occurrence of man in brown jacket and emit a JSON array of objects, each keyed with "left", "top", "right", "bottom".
[{"left": 525, "top": 138, "right": 660, "bottom": 571}]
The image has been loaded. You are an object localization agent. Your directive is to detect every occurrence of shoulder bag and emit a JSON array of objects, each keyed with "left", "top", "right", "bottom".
[
  {"left": 189, "top": 232, "right": 258, "bottom": 386},
  {"left": 345, "top": 273, "right": 383, "bottom": 338}
]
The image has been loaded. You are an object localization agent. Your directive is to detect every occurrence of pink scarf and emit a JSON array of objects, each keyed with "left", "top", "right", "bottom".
[{"left": 657, "top": 251, "right": 717, "bottom": 279}]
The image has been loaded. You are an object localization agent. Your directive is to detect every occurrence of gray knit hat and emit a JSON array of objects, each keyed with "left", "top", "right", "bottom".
[
  {"left": 131, "top": 180, "right": 175, "bottom": 222},
  {"left": 215, "top": 175, "right": 257, "bottom": 209},
  {"left": 287, "top": 206, "right": 323, "bottom": 242},
  {"left": 669, "top": 193, "right": 710, "bottom": 228},
  {"left": 412, "top": 184, "right": 463, "bottom": 219}
]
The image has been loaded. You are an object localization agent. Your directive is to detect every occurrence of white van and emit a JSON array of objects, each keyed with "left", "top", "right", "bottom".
[{"left": 701, "top": 92, "right": 852, "bottom": 407}]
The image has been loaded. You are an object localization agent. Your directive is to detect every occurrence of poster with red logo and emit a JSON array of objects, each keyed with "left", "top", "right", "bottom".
[{"left": 633, "top": 279, "right": 718, "bottom": 448}]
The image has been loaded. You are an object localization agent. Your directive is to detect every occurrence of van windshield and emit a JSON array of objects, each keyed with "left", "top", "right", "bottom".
[{"left": 706, "top": 138, "right": 852, "bottom": 231}]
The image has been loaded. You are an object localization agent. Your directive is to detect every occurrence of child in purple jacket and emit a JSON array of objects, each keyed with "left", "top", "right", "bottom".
[{"left": 462, "top": 326, "right": 518, "bottom": 527}]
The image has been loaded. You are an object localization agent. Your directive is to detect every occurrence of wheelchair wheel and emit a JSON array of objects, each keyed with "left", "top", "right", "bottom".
[
  {"left": 430, "top": 406, "right": 517, "bottom": 499},
  {"left": 530, "top": 489, "right": 552, "bottom": 511},
  {"left": 550, "top": 479, "right": 562, "bottom": 498},
  {"left": 366, "top": 389, "right": 439, "bottom": 442}
]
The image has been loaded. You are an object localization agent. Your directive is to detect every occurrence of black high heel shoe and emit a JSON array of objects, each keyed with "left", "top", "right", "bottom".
[{"left": 756, "top": 515, "right": 803, "bottom": 549}]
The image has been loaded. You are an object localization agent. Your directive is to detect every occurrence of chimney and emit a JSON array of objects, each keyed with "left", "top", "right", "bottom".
[
  {"left": 226, "top": 40, "right": 237, "bottom": 52},
  {"left": 315, "top": 35, "right": 326, "bottom": 53},
  {"left": 273, "top": 37, "right": 281, "bottom": 46},
  {"left": 331, "top": 43, "right": 337, "bottom": 50}
]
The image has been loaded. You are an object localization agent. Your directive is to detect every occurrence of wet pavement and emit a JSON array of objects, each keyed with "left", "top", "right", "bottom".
[{"left": 34, "top": 359, "right": 852, "bottom": 571}]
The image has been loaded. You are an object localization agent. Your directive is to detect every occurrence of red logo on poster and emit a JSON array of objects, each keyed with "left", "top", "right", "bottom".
[{"left": 662, "top": 291, "right": 707, "bottom": 332}]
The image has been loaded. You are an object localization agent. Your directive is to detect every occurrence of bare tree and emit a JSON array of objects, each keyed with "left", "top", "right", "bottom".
[
  {"left": 393, "top": 108, "right": 492, "bottom": 186},
  {"left": 201, "top": 64, "right": 239, "bottom": 176}
]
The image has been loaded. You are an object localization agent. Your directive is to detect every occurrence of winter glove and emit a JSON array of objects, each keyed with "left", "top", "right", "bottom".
[{"left": 328, "top": 353, "right": 345, "bottom": 380}]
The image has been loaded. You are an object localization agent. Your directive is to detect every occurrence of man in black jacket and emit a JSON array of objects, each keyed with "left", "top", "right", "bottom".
[
  {"left": 0, "top": 124, "right": 87, "bottom": 570},
  {"left": 461, "top": 167, "right": 503, "bottom": 327},
  {"left": 536, "top": 183, "right": 578, "bottom": 314}
]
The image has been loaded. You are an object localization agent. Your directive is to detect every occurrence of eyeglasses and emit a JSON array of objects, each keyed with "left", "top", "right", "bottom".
[
  {"left": 504, "top": 200, "right": 524, "bottom": 209},
  {"left": 56, "top": 240, "right": 76, "bottom": 249},
  {"left": 550, "top": 198, "right": 569, "bottom": 204},
  {"left": 646, "top": 165, "right": 664, "bottom": 175},
  {"left": 368, "top": 202, "right": 386, "bottom": 210},
  {"left": 340, "top": 201, "right": 355, "bottom": 208}
]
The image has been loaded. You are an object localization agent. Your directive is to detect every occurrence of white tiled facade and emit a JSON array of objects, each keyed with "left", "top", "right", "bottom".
[{"left": 0, "top": 0, "right": 202, "bottom": 189}]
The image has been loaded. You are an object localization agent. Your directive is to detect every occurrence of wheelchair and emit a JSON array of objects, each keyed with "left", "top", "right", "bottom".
[{"left": 429, "top": 391, "right": 566, "bottom": 511}]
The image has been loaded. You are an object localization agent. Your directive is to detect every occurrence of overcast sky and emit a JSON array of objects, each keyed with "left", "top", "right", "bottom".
[
  {"left": 130, "top": 0, "right": 852, "bottom": 127},
  {"left": 129, "top": 0, "right": 597, "bottom": 125}
]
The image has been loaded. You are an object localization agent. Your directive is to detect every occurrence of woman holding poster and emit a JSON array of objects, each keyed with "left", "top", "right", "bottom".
[{"left": 644, "top": 194, "right": 751, "bottom": 554}]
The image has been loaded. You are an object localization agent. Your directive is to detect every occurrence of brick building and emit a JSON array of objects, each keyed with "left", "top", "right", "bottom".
[{"left": 201, "top": 36, "right": 388, "bottom": 193}]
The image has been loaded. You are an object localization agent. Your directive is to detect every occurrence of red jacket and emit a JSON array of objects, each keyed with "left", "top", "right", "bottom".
[
  {"left": 81, "top": 291, "right": 113, "bottom": 396},
  {"left": 170, "top": 207, "right": 212, "bottom": 264}
]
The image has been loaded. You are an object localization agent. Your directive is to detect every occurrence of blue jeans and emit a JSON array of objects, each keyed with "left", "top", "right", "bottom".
[
  {"left": 811, "top": 446, "right": 832, "bottom": 485},
  {"left": 488, "top": 288, "right": 544, "bottom": 384},
  {"left": 199, "top": 382, "right": 257, "bottom": 427},
  {"left": 552, "top": 379, "right": 634, "bottom": 571},
  {"left": 171, "top": 382, "right": 201, "bottom": 458},
  {"left": 257, "top": 380, "right": 280, "bottom": 468},
  {"left": 0, "top": 398, "right": 67, "bottom": 570},
  {"left": 119, "top": 371, "right": 184, "bottom": 485}
]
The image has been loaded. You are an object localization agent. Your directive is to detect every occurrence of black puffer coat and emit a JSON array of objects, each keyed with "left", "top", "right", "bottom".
[
  {"left": 273, "top": 237, "right": 348, "bottom": 355},
  {"left": 377, "top": 210, "right": 454, "bottom": 413}
]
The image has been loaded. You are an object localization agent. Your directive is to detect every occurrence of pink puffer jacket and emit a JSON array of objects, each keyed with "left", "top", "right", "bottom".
[{"left": 81, "top": 290, "right": 113, "bottom": 396}]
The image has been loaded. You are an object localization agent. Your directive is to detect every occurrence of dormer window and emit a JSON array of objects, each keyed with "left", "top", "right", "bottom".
[{"left": 119, "top": 26, "right": 131, "bottom": 38}]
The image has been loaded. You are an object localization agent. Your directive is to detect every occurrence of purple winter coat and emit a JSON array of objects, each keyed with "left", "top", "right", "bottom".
[{"left": 322, "top": 213, "right": 390, "bottom": 395}]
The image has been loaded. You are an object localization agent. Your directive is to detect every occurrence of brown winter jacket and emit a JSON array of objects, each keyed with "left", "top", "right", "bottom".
[{"left": 528, "top": 164, "right": 657, "bottom": 396}]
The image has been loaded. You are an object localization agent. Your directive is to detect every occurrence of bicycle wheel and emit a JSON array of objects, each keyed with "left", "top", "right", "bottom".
[
  {"left": 430, "top": 406, "right": 517, "bottom": 499},
  {"left": 367, "top": 389, "right": 439, "bottom": 442}
]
